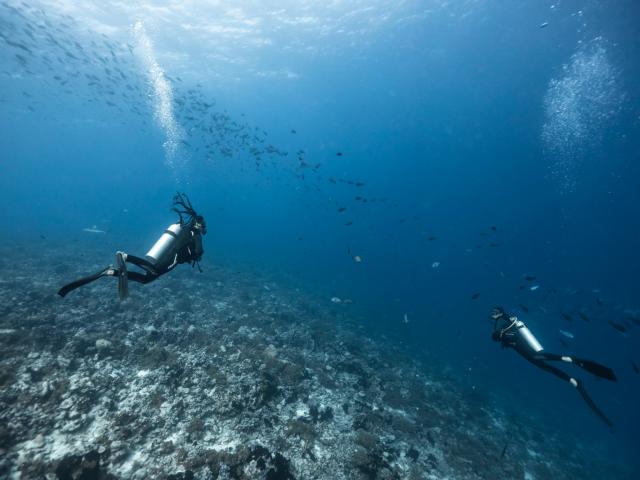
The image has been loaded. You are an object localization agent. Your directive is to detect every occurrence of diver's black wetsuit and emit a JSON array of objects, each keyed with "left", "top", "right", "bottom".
[
  {"left": 491, "top": 307, "right": 617, "bottom": 428},
  {"left": 58, "top": 193, "right": 205, "bottom": 299}
]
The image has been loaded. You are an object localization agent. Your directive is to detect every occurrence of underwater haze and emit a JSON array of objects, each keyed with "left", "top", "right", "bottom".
[{"left": 1, "top": 0, "right": 640, "bottom": 478}]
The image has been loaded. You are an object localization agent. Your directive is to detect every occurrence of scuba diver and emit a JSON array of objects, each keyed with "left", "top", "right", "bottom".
[
  {"left": 58, "top": 193, "right": 206, "bottom": 300},
  {"left": 490, "top": 307, "right": 617, "bottom": 428}
]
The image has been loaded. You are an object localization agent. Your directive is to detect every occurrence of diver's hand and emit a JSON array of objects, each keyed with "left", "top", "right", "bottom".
[{"left": 491, "top": 307, "right": 506, "bottom": 320}]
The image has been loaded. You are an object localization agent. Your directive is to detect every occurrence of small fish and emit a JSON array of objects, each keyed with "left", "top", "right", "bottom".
[
  {"left": 578, "top": 312, "right": 589, "bottom": 322},
  {"left": 83, "top": 225, "right": 106, "bottom": 234},
  {"left": 403, "top": 313, "right": 409, "bottom": 324},
  {"left": 560, "top": 311, "right": 573, "bottom": 322},
  {"left": 337, "top": 207, "right": 346, "bottom": 213},
  {"left": 631, "top": 360, "right": 639, "bottom": 375},
  {"left": 559, "top": 329, "right": 574, "bottom": 339},
  {"left": 291, "top": 129, "right": 297, "bottom": 134},
  {"left": 336, "top": 151, "right": 343, "bottom": 156},
  {"left": 524, "top": 275, "right": 536, "bottom": 282},
  {"left": 608, "top": 320, "right": 627, "bottom": 333},
  {"left": 490, "top": 226, "right": 497, "bottom": 231},
  {"left": 471, "top": 293, "right": 480, "bottom": 300},
  {"left": 344, "top": 221, "right": 353, "bottom": 227},
  {"left": 348, "top": 248, "right": 362, "bottom": 263},
  {"left": 40, "top": 234, "right": 46, "bottom": 240},
  {"left": 427, "top": 236, "right": 437, "bottom": 241},
  {"left": 596, "top": 297, "right": 604, "bottom": 306},
  {"left": 431, "top": 261, "right": 440, "bottom": 269},
  {"left": 530, "top": 285, "right": 540, "bottom": 291},
  {"left": 519, "top": 304, "right": 529, "bottom": 313},
  {"left": 539, "top": 21, "right": 549, "bottom": 29},
  {"left": 330, "top": 297, "right": 342, "bottom": 304},
  {"left": 489, "top": 243, "right": 499, "bottom": 247}
]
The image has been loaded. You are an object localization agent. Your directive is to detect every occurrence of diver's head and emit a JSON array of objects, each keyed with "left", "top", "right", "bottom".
[
  {"left": 491, "top": 307, "right": 512, "bottom": 342},
  {"left": 195, "top": 215, "right": 207, "bottom": 235},
  {"left": 491, "top": 307, "right": 506, "bottom": 320}
]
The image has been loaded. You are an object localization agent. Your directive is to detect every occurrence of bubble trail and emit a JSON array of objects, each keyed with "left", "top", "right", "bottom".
[
  {"left": 133, "top": 21, "right": 185, "bottom": 178},
  {"left": 541, "top": 37, "right": 623, "bottom": 193}
]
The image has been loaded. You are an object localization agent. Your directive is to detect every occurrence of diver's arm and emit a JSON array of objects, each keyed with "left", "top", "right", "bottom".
[{"left": 491, "top": 307, "right": 516, "bottom": 347}]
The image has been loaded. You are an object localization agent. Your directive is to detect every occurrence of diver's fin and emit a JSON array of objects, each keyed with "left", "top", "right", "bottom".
[
  {"left": 58, "top": 266, "right": 116, "bottom": 297},
  {"left": 575, "top": 380, "right": 614, "bottom": 430},
  {"left": 534, "top": 352, "right": 617, "bottom": 381},
  {"left": 574, "top": 359, "right": 617, "bottom": 381},
  {"left": 115, "top": 252, "right": 128, "bottom": 300}
]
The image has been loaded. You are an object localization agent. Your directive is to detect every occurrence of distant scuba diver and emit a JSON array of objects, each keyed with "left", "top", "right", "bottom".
[
  {"left": 58, "top": 193, "right": 206, "bottom": 300},
  {"left": 490, "top": 307, "right": 617, "bottom": 428}
]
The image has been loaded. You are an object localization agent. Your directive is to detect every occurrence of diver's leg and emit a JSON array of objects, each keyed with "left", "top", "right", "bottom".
[
  {"left": 523, "top": 355, "right": 574, "bottom": 382},
  {"left": 532, "top": 352, "right": 564, "bottom": 361},
  {"left": 126, "top": 271, "right": 159, "bottom": 285},
  {"left": 124, "top": 254, "right": 157, "bottom": 272},
  {"left": 57, "top": 266, "right": 116, "bottom": 297},
  {"left": 524, "top": 356, "right": 614, "bottom": 428},
  {"left": 533, "top": 352, "right": 617, "bottom": 381},
  {"left": 115, "top": 252, "right": 161, "bottom": 299}
]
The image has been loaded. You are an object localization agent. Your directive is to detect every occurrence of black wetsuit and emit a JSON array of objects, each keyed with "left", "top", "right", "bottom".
[
  {"left": 125, "top": 219, "right": 204, "bottom": 284},
  {"left": 492, "top": 307, "right": 616, "bottom": 428},
  {"left": 58, "top": 217, "right": 204, "bottom": 298}
]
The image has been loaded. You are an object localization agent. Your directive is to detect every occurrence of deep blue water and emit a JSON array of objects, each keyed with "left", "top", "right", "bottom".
[{"left": 1, "top": 0, "right": 639, "bottom": 474}]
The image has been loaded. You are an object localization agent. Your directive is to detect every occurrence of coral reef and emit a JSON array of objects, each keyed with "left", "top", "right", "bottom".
[{"left": 0, "top": 244, "right": 631, "bottom": 479}]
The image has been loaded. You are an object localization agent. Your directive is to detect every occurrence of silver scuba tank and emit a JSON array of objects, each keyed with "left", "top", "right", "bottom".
[
  {"left": 514, "top": 319, "right": 544, "bottom": 352},
  {"left": 145, "top": 223, "right": 184, "bottom": 266}
]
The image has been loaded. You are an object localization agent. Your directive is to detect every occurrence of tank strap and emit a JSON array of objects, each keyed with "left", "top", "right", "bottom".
[{"left": 499, "top": 317, "right": 518, "bottom": 338}]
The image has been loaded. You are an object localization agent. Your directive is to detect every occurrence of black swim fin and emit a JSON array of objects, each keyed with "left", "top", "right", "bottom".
[
  {"left": 574, "top": 358, "right": 617, "bottom": 381},
  {"left": 575, "top": 380, "right": 614, "bottom": 430},
  {"left": 58, "top": 266, "right": 116, "bottom": 297},
  {"left": 115, "top": 252, "right": 128, "bottom": 300}
]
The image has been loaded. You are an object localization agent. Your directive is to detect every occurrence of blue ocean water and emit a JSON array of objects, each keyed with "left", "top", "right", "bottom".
[{"left": 1, "top": 0, "right": 639, "bottom": 478}]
